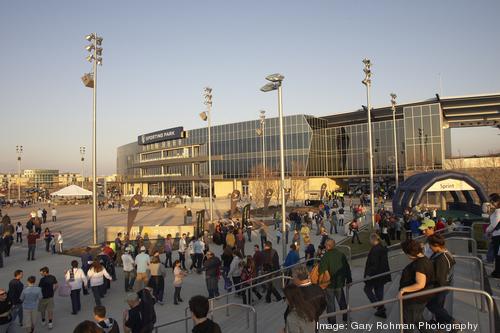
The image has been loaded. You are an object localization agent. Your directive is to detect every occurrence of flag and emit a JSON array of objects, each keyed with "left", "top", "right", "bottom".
[
  {"left": 230, "top": 189, "right": 241, "bottom": 217},
  {"left": 264, "top": 188, "right": 273, "bottom": 209},
  {"left": 320, "top": 183, "right": 327, "bottom": 200},
  {"left": 127, "top": 194, "right": 142, "bottom": 235},
  {"left": 242, "top": 204, "right": 251, "bottom": 227}
]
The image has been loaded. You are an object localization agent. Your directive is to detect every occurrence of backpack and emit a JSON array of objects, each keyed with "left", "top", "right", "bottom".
[{"left": 310, "top": 263, "right": 330, "bottom": 289}]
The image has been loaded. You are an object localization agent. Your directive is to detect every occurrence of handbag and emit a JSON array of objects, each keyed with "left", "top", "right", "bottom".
[{"left": 58, "top": 282, "right": 71, "bottom": 297}]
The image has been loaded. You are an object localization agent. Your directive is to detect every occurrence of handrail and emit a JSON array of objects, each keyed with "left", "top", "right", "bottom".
[
  {"left": 229, "top": 257, "right": 320, "bottom": 292},
  {"left": 445, "top": 237, "right": 477, "bottom": 256},
  {"left": 319, "top": 286, "right": 495, "bottom": 333},
  {"left": 211, "top": 274, "right": 292, "bottom": 317},
  {"left": 344, "top": 254, "right": 484, "bottom": 323},
  {"left": 154, "top": 303, "right": 257, "bottom": 333}
]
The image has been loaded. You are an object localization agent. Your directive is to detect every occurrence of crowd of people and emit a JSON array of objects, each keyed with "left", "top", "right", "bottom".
[{"left": 0, "top": 191, "right": 498, "bottom": 333}]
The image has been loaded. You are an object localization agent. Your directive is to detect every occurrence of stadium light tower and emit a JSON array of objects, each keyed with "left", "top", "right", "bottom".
[
  {"left": 80, "top": 146, "right": 86, "bottom": 188},
  {"left": 255, "top": 110, "right": 266, "bottom": 179},
  {"left": 16, "top": 145, "right": 23, "bottom": 201},
  {"left": 390, "top": 93, "right": 399, "bottom": 189},
  {"left": 200, "top": 87, "right": 214, "bottom": 223},
  {"left": 82, "top": 33, "right": 103, "bottom": 244},
  {"left": 260, "top": 73, "right": 287, "bottom": 260},
  {"left": 362, "top": 59, "right": 375, "bottom": 228}
]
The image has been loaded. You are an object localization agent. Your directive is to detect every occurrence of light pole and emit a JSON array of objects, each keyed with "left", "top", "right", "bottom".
[
  {"left": 200, "top": 87, "right": 213, "bottom": 223},
  {"left": 80, "top": 146, "right": 86, "bottom": 188},
  {"left": 82, "top": 33, "right": 103, "bottom": 245},
  {"left": 255, "top": 110, "right": 266, "bottom": 179},
  {"left": 362, "top": 59, "right": 375, "bottom": 228},
  {"left": 390, "top": 93, "right": 399, "bottom": 189},
  {"left": 260, "top": 73, "right": 286, "bottom": 260},
  {"left": 16, "top": 145, "right": 23, "bottom": 201}
]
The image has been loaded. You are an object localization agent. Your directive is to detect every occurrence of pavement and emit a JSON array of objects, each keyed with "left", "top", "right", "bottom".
[{"left": 0, "top": 200, "right": 353, "bottom": 333}]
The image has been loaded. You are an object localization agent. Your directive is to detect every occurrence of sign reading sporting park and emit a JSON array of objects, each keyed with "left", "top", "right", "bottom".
[
  {"left": 426, "top": 178, "right": 474, "bottom": 192},
  {"left": 138, "top": 126, "right": 184, "bottom": 145}
]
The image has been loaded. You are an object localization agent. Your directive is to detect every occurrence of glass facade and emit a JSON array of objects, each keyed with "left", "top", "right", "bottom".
[
  {"left": 403, "top": 103, "right": 444, "bottom": 171},
  {"left": 116, "top": 102, "right": 447, "bottom": 196}
]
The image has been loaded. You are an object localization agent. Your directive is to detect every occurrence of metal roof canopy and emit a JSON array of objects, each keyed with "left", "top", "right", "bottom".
[{"left": 392, "top": 171, "right": 488, "bottom": 217}]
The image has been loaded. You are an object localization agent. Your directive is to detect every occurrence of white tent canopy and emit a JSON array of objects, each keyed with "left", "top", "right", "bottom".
[{"left": 51, "top": 185, "right": 92, "bottom": 197}]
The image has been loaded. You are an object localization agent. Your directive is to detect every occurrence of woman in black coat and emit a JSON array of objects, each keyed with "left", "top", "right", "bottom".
[{"left": 363, "top": 233, "right": 391, "bottom": 318}]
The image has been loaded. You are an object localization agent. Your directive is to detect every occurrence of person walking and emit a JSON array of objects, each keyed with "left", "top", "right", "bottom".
[
  {"left": 0, "top": 288, "right": 13, "bottom": 333},
  {"left": 163, "top": 234, "right": 173, "bottom": 268},
  {"left": 319, "top": 239, "right": 352, "bottom": 324},
  {"left": 426, "top": 234, "right": 456, "bottom": 327},
  {"left": 188, "top": 295, "right": 222, "bottom": 333},
  {"left": 27, "top": 230, "right": 39, "bottom": 261},
  {"left": 349, "top": 220, "right": 361, "bottom": 244},
  {"left": 8, "top": 270, "right": 24, "bottom": 327},
  {"left": 178, "top": 234, "right": 187, "bottom": 270},
  {"left": 38, "top": 266, "right": 58, "bottom": 329},
  {"left": 93, "top": 305, "right": 120, "bottom": 333},
  {"left": 148, "top": 256, "right": 166, "bottom": 304},
  {"left": 65, "top": 260, "right": 87, "bottom": 315},
  {"left": 262, "top": 241, "right": 282, "bottom": 303},
  {"left": 283, "top": 284, "right": 317, "bottom": 333},
  {"left": 51, "top": 208, "right": 57, "bottom": 222},
  {"left": 486, "top": 193, "right": 500, "bottom": 278},
  {"left": 87, "top": 259, "right": 112, "bottom": 306},
  {"left": 43, "top": 228, "right": 52, "bottom": 252},
  {"left": 173, "top": 260, "right": 187, "bottom": 305},
  {"left": 284, "top": 244, "right": 300, "bottom": 269},
  {"left": 363, "top": 233, "right": 391, "bottom": 318},
  {"left": 121, "top": 247, "right": 136, "bottom": 292},
  {"left": 259, "top": 227, "right": 267, "bottom": 251},
  {"left": 2, "top": 232, "right": 13, "bottom": 257},
  {"left": 20, "top": 276, "right": 43, "bottom": 333},
  {"left": 228, "top": 250, "right": 243, "bottom": 296},
  {"left": 55, "top": 231, "right": 63, "bottom": 254},
  {"left": 15, "top": 222, "right": 23, "bottom": 243},
  {"left": 134, "top": 246, "right": 150, "bottom": 291},
  {"left": 398, "top": 239, "right": 435, "bottom": 331},
  {"left": 202, "top": 251, "right": 221, "bottom": 299},
  {"left": 241, "top": 256, "right": 262, "bottom": 305}
]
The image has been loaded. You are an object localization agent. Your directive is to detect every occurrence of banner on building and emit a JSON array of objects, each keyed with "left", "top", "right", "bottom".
[
  {"left": 242, "top": 204, "right": 251, "bottom": 227},
  {"left": 196, "top": 210, "right": 205, "bottom": 238},
  {"left": 230, "top": 190, "right": 241, "bottom": 217},
  {"left": 127, "top": 194, "right": 143, "bottom": 234},
  {"left": 264, "top": 188, "right": 274, "bottom": 209},
  {"left": 320, "top": 183, "right": 327, "bottom": 200},
  {"left": 284, "top": 188, "right": 291, "bottom": 203}
]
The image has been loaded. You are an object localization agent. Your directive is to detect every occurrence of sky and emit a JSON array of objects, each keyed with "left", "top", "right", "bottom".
[{"left": 1, "top": 0, "right": 499, "bottom": 175}]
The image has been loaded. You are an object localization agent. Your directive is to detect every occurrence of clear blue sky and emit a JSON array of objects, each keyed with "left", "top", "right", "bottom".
[{"left": 1, "top": 0, "right": 499, "bottom": 174}]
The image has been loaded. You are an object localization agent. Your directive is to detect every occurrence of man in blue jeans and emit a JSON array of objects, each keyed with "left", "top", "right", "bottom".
[{"left": 319, "top": 239, "right": 352, "bottom": 324}]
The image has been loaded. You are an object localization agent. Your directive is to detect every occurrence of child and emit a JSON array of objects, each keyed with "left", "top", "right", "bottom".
[
  {"left": 276, "top": 229, "right": 282, "bottom": 244},
  {"left": 16, "top": 222, "right": 23, "bottom": 243},
  {"left": 173, "top": 260, "right": 187, "bottom": 305}
]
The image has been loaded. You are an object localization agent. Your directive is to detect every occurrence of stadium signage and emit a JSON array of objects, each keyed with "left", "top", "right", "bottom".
[{"left": 138, "top": 126, "right": 184, "bottom": 145}]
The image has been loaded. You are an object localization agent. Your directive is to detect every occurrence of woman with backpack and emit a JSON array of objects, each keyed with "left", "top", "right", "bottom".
[
  {"left": 349, "top": 220, "right": 362, "bottom": 244},
  {"left": 426, "top": 234, "right": 456, "bottom": 326},
  {"left": 241, "top": 256, "right": 262, "bottom": 305},
  {"left": 65, "top": 260, "right": 88, "bottom": 315}
]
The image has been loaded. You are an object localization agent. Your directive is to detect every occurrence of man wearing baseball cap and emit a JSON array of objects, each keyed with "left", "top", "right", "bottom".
[
  {"left": 134, "top": 246, "right": 150, "bottom": 291},
  {"left": 419, "top": 218, "right": 436, "bottom": 258}
]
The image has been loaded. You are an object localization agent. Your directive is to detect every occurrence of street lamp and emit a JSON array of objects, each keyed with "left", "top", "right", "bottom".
[
  {"left": 390, "top": 93, "right": 399, "bottom": 189},
  {"left": 255, "top": 110, "right": 266, "bottom": 178},
  {"left": 82, "top": 32, "right": 103, "bottom": 245},
  {"left": 80, "top": 146, "right": 86, "bottom": 188},
  {"left": 260, "top": 73, "right": 287, "bottom": 260},
  {"left": 16, "top": 145, "right": 23, "bottom": 201},
  {"left": 362, "top": 59, "right": 375, "bottom": 228},
  {"left": 200, "top": 87, "right": 213, "bottom": 223}
]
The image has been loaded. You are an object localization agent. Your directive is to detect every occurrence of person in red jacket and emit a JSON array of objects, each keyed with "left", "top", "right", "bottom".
[
  {"left": 27, "top": 230, "right": 40, "bottom": 260},
  {"left": 435, "top": 218, "right": 446, "bottom": 231}
]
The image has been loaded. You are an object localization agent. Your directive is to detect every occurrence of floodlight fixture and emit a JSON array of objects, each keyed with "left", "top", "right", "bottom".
[
  {"left": 265, "top": 73, "right": 284, "bottom": 82},
  {"left": 199, "top": 111, "right": 208, "bottom": 121},
  {"left": 260, "top": 82, "right": 278, "bottom": 92}
]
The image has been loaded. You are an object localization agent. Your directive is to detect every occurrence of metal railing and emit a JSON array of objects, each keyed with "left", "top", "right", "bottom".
[
  {"left": 319, "top": 286, "right": 495, "bottom": 333},
  {"left": 228, "top": 257, "right": 320, "bottom": 293},
  {"left": 210, "top": 274, "right": 292, "bottom": 316},
  {"left": 344, "top": 254, "right": 484, "bottom": 323},
  {"left": 154, "top": 303, "right": 257, "bottom": 333}
]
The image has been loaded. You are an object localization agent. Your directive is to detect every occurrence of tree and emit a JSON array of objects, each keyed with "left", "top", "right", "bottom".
[
  {"left": 249, "top": 164, "right": 276, "bottom": 208},
  {"left": 290, "top": 160, "right": 306, "bottom": 205}
]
